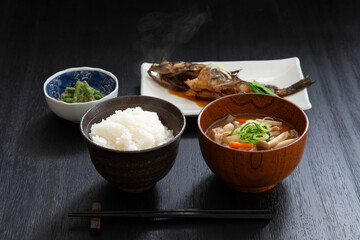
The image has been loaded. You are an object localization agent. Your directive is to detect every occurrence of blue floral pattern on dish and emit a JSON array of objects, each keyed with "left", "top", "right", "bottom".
[{"left": 45, "top": 70, "right": 117, "bottom": 100}]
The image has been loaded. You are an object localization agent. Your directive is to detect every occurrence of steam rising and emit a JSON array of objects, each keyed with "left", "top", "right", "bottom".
[{"left": 137, "top": 7, "right": 211, "bottom": 62}]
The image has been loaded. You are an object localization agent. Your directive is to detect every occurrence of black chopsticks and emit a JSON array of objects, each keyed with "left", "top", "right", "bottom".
[{"left": 68, "top": 209, "right": 271, "bottom": 220}]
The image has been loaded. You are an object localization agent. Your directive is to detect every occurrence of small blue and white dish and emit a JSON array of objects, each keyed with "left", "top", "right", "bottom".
[{"left": 43, "top": 67, "right": 119, "bottom": 122}]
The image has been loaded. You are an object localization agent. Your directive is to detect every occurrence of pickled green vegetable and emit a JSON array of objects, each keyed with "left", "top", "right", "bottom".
[{"left": 60, "top": 81, "right": 105, "bottom": 103}]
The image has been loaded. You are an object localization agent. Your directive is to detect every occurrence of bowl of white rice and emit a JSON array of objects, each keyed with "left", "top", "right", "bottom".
[{"left": 80, "top": 95, "right": 186, "bottom": 193}]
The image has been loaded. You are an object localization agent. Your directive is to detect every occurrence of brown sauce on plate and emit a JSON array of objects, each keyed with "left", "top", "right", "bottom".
[{"left": 168, "top": 89, "right": 211, "bottom": 108}]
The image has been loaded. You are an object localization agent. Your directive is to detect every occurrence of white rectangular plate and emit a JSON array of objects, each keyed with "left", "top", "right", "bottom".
[{"left": 140, "top": 57, "right": 312, "bottom": 116}]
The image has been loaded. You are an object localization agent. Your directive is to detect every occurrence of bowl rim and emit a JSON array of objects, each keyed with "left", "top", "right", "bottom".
[
  {"left": 43, "top": 66, "right": 119, "bottom": 105},
  {"left": 197, "top": 93, "right": 309, "bottom": 152},
  {"left": 80, "top": 95, "right": 187, "bottom": 154}
]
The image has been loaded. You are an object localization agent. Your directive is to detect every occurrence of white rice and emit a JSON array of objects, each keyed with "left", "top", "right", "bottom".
[{"left": 89, "top": 107, "right": 174, "bottom": 151}]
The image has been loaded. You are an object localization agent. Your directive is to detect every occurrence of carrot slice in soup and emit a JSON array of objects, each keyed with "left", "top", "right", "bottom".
[{"left": 229, "top": 141, "right": 254, "bottom": 149}]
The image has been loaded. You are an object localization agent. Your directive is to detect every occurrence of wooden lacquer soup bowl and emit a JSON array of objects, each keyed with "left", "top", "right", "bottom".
[{"left": 197, "top": 93, "right": 308, "bottom": 193}]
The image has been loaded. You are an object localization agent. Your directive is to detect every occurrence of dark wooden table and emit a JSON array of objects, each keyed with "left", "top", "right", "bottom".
[{"left": 1, "top": 0, "right": 360, "bottom": 239}]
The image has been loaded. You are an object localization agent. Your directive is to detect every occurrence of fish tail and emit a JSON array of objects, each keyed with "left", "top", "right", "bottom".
[{"left": 275, "top": 76, "right": 315, "bottom": 97}]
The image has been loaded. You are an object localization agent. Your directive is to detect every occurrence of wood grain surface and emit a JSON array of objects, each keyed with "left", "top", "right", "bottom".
[{"left": 1, "top": 0, "right": 360, "bottom": 239}]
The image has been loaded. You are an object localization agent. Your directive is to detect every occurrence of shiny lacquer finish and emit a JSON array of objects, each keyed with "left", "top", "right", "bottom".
[{"left": 198, "top": 93, "right": 308, "bottom": 193}]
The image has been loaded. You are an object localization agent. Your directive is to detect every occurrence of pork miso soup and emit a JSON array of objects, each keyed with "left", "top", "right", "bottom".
[{"left": 206, "top": 114, "right": 299, "bottom": 151}]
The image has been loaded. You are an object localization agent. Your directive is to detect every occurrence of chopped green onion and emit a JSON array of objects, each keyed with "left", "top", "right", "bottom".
[
  {"left": 230, "top": 117, "right": 272, "bottom": 145},
  {"left": 253, "top": 133, "right": 269, "bottom": 141},
  {"left": 244, "top": 125, "right": 257, "bottom": 133},
  {"left": 254, "top": 122, "right": 262, "bottom": 131},
  {"left": 230, "top": 126, "right": 242, "bottom": 135},
  {"left": 238, "top": 122, "right": 252, "bottom": 133},
  {"left": 240, "top": 133, "right": 253, "bottom": 142},
  {"left": 259, "top": 123, "right": 270, "bottom": 132}
]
